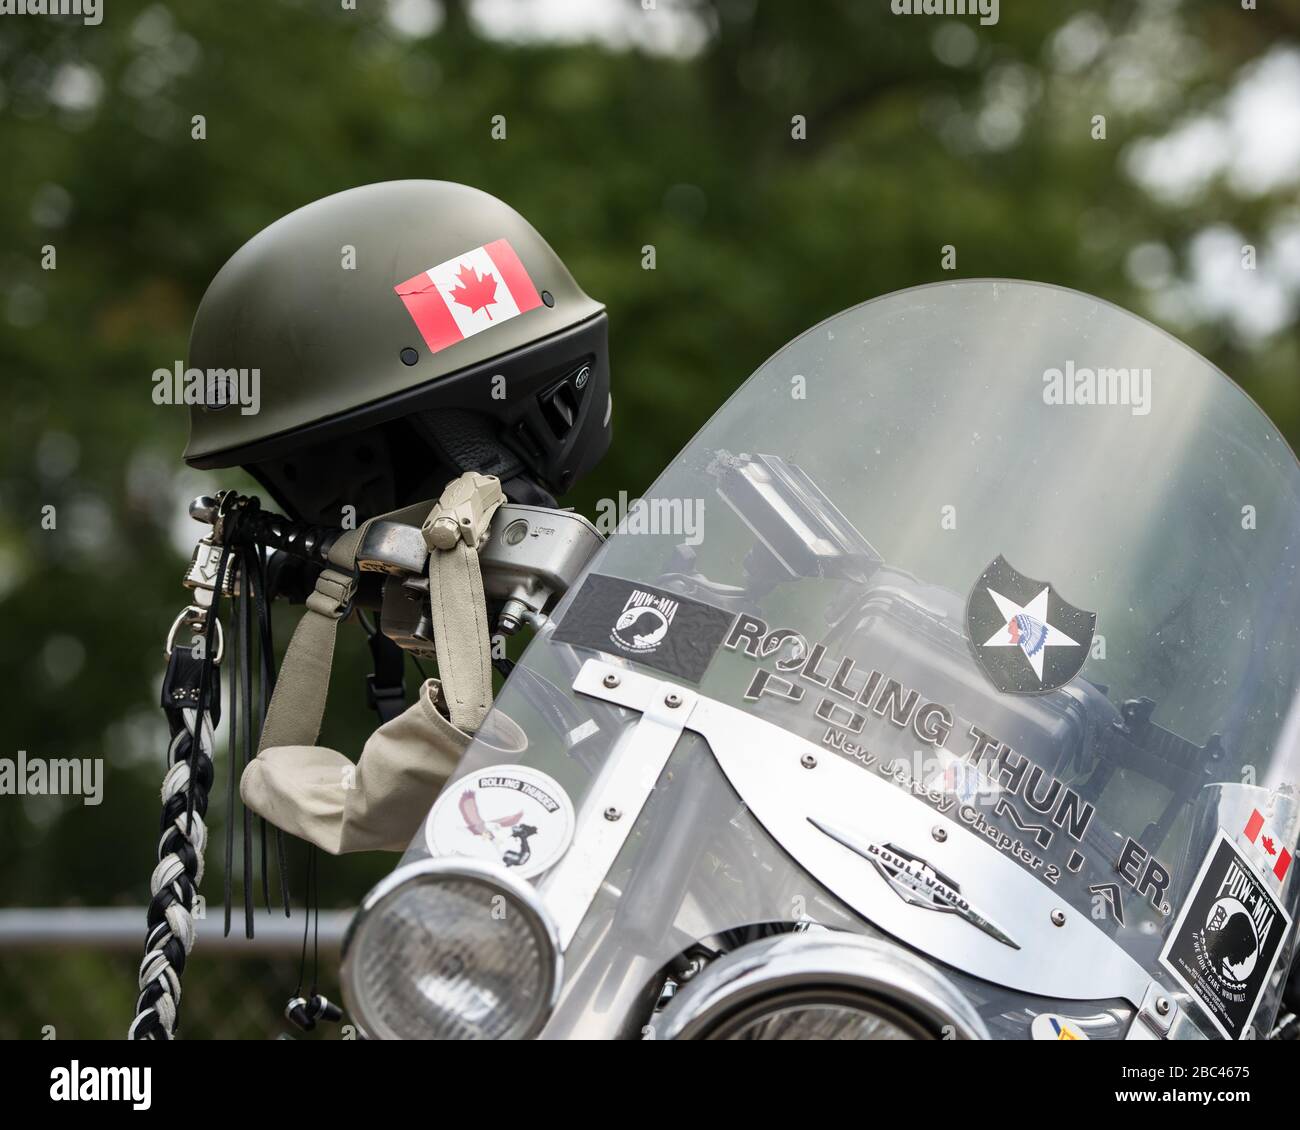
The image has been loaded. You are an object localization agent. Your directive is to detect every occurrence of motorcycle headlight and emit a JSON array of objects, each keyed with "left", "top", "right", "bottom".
[
  {"left": 653, "top": 933, "right": 989, "bottom": 1040},
  {"left": 340, "top": 858, "right": 562, "bottom": 1040}
]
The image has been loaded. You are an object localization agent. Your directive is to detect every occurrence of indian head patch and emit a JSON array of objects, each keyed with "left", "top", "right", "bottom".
[{"left": 966, "top": 555, "right": 1096, "bottom": 695}]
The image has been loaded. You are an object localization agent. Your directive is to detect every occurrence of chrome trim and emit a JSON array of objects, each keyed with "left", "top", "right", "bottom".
[
  {"left": 340, "top": 857, "right": 563, "bottom": 1040},
  {"left": 573, "top": 658, "right": 1157, "bottom": 1005},
  {"left": 1126, "top": 981, "right": 1206, "bottom": 1041},
  {"left": 477, "top": 504, "right": 604, "bottom": 629},
  {"left": 651, "top": 932, "right": 992, "bottom": 1040},
  {"left": 355, "top": 504, "right": 602, "bottom": 593},
  {"left": 809, "top": 818, "right": 1020, "bottom": 950},
  {"left": 355, "top": 519, "right": 428, "bottom": 575},
  {"left": 539, "top": 666, "right": 693, "bottom": 947}
]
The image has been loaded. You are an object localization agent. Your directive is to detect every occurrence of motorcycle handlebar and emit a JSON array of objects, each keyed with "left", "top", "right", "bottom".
[{"left": 190, "top": 493, "right": 342, "bottom": 566}]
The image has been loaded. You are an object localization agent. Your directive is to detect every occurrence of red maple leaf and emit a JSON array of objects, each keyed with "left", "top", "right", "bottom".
[
  {"left": 449, "top": 263, "right": 499, "bottom": 319},
  {"left": 1262, "top": 835, "right": 1277, "bottom": 855}
]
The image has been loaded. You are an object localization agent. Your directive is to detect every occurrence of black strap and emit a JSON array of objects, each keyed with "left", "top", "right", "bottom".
[
  {"left": 223, "top": 597, "right": 238, "bottom": 938},
  {"left": 160, "top": 648, "right": 222, "bottom": 725},
  {"left": 251, "top": 541, "right": 291, "bottom": 918},
  {"left": 186, "top": 539, "right": 231, "bottom": 832},
  {"left": 239, "top": 564, "right": 255, "bottom": 937},
  {"left": 365, "top": 629, "right": 408, "bottom": 724}
]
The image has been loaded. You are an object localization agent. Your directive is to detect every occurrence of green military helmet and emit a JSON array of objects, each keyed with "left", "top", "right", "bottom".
[{"left": 184, "top": 180, "right": 610, "bottom": 524}]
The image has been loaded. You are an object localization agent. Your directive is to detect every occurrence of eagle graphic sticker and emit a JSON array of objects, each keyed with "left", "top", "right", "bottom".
[
  {"left": 966, "top": 555, "right": 1096, "bottom": 695},
  {"left": 426, "top": 764, "right": 575, "bottom": 880}
]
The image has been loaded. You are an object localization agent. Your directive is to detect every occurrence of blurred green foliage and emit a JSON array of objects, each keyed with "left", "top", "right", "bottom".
[{"left": 1, "top": 0, "right": 1298, "bottom": 1037}]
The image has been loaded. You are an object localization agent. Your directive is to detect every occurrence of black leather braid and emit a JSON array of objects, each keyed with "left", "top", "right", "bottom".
[
  {"left": 129, "top": 654, "right": 219, "bottom": 1040},
  {"left": 131, "top": 499, "right": 295, "bottom": 1040}
]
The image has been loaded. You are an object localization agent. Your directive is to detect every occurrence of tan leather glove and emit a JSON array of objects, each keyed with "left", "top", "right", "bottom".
[{"left": 241, "top": 679, "right": 471, "bottom": 854}]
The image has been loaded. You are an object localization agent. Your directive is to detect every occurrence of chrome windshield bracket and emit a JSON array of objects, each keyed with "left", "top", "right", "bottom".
[
  {"left": 539, "top": 659, "right": 695, "bottom": 949},
  {"left": 1126, "top": 983, "right": 1204, "bottom": 1040}
]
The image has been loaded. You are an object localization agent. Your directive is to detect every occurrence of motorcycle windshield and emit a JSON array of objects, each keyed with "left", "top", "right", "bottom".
[{"left": 416, "top": 281, "right": 1300, "bottom": 1040}]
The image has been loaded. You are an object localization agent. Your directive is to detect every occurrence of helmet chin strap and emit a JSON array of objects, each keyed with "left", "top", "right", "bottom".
[{"left": 419, "top": 471, "right": 505, "bottom": 732}]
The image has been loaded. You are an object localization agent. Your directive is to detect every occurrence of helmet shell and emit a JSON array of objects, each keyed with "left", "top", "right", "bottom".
[{"left": 184, "top": 180, "right": 608, "bottom": 506}]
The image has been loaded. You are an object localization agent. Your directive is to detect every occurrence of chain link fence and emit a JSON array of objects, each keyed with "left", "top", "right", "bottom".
[{"left": 0, "top": 909, "right": 352, "bottom": 1040}]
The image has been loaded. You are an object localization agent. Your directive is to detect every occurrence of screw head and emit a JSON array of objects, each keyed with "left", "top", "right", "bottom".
[
  {"left": 932, "top": 826, "right": 948, "bottom": 843},
  {"left": 603, "top": 806, "right": 621, "bottom": 822},
  {"left": 679, "top": 957, "right": 704, "bottom": 982},
  {"left": 602, "top": 673, "right": 620, "bottom": 689},
  {"left": 1050, "top": 909, "right": 1067, "bottom": 927},
  {"left": 664, "top": 691, "right": 682, "bottom": 708},
  {"left": 1155, "top": 997, "right": 1171, "bottom": 1016},
  {"left": 800, "top": 753, "right": 817, "bottom": 769}
]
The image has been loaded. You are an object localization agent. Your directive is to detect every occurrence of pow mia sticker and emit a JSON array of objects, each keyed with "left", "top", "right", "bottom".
[
  {"left": 426, "top": 764, "right": 574, "bottom": 880},
  {"left": 966, "top": 555, "right": 1096, "bottom": 695},
  {"left": 1159, "top": 831, "right": 1292, "bottom": 1039},
  {"left": 552, "top": 574, "right": 735, "bottom": 683}
]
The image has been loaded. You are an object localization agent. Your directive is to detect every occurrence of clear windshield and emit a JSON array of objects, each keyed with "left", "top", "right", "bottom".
[{"left": 417, "top": 281, "right": 1300, "bottom": 1039}]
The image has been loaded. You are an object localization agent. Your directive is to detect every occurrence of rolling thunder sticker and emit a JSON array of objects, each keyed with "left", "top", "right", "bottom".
[
  {"left": 426, "top": 764, "right": 575, "bottom": 880},
  {"left": 724, "top": 613, "right": 1175, "bottom": 916},
  {"left": 1159, "top": 831, "right": 1292, "bottom": 1039},
  {"left": 553, "top": 574, "right": 736, "bottom": 683},
  {"left": 394, "top": 238, "right": 542, "bottom": 355}
]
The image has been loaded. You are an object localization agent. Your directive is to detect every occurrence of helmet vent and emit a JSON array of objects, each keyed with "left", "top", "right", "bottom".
[{"left": 540, "top": 381, "right": 579, "bottom": 438}]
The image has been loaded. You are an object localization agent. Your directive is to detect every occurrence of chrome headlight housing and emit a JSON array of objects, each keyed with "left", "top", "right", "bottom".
[
  {"left": 652, "top": 932, "right": 989, "bottom": 1040},
  {"left": 340, "top": 858, "right": 562, "bottom": 1040}
]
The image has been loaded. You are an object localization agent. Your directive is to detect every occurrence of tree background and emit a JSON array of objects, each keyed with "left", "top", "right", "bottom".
[{"left": 1, "top": 0, "right": 1298, "bottom": 1037}]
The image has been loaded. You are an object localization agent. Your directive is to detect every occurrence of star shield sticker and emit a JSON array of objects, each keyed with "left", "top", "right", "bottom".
[{"left": 966, "top": 556, "right": 1096, "bottom": 695}]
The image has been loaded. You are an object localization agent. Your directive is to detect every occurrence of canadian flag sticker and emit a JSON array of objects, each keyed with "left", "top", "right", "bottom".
[
  {"left": 394, "top": 238, "right": 542, "bottom": 355},
  {"left": 1243, "top": 808, "right": 1293, "bottom": 882}
]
